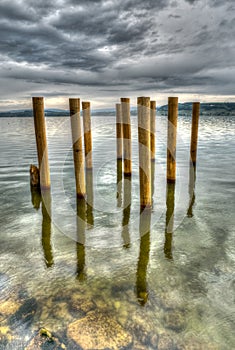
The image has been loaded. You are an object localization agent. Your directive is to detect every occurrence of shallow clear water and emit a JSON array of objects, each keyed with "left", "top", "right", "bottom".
[{"left": 0, "top": 114, "right": 234, "bottom": 349}]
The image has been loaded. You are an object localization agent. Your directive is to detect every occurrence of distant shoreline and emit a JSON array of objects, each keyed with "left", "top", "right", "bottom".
[{"left": 0, "top": 102, "right": 234, "bottom": 117}]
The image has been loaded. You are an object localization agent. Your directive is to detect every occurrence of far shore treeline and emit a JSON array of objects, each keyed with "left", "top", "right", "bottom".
[{"left": 0, "top": 102, "right": 234, "bottom": 118}]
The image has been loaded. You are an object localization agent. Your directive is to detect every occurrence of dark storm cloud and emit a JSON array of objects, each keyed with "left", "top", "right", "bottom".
[
  {"left": 184, "top": 0, "right": 198, "bottom": 4},
  {"left": 0, "top": 1, "right": 35, "bottom": 22},
  {"left": 0, "top": 0, "right": 234, "bottom": 105}
]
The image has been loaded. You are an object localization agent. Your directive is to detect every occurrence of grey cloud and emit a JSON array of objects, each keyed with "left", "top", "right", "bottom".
[
  {"left": 184, "top": 0, "right": 199, "bottom": 4},
  {"left": 0, "top": 1, "right": 36, "bottom": 22},
  {"left": 168, "top": 14, "right": 181, "bottom": 18},
  {"left": 0, "top": 0, "right": 234, "bottom": 106}
]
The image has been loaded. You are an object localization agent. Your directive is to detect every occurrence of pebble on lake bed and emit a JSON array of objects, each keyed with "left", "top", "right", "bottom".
[
  {"left": 25, "top": 327, "right": 66, "bottom": 350},
  {"left": 0, "top": 300, "right": 21, "bottom": 319},
  {"left": 67, "top": 310, "right": 133, "bottom": 350}
]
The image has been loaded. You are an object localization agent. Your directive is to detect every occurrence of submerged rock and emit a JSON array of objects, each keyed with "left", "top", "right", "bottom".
[
  {"left": 0, "top": 300, "right": 21, "bottom": 321},
  {"left": 69, "top": 295, "right": 95, "bottom": 315},
  {"left": 177, "top": 338, "right": 220, "bottom": 350},
  {"left": 157, "top": 333, "right": 176, "bottom": 350},
  {"left": 0, "top": 325, "right": 13, "bottom": 346},
  {"left": 67, "top": 310, "right": 133, "bottom": 350},
  {"left": 163, "top": 309, "right": 186, "bottom": 333},
  {"left": 8, "top": 298, "right": 37, "bottom": 329}
]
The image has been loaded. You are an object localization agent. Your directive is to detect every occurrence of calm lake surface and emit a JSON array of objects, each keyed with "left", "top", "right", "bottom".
[{"left": 0, "top": 114, "right": 234, "bottom": 349}]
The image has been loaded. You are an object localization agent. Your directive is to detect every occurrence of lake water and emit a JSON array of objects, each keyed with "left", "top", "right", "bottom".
[{"left": 0, "top": 114, "right": 234, "bottom": 349}]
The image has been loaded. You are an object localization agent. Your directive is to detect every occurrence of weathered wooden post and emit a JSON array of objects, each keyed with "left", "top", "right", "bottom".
[
  {"left": 69, "top": 98, "right": 86, "bottom": 198},
  {"left": 138, "top": 97, "right": 151, "bottom": 208},
  {"left": 150, "top": 100, "right": 156, "bottom": 201},
  {"left": 190, "top": 102, "right": 200, "bottom": 165},
  {"left": 82, "top": 101, "right": 93, "bottom": 170},
  {"left": 116, "top": 103, "right": 123, "bottom": 160},
  {"left": 32, "top": 97, "right": 50, "bottom": 189},
  {"left": 116, "top": 103, "right": 123, "bottom": 207},
  {"left": 150, "top": 100, "right": 156, "bottom": 161},
  {"left": 121, "top": 98, "right": 132, "bottom": 176},
  {"left": 167, "top": 97, "right": 178, "bottom": 183},
  {"left": 81, "top": 101, "right": 94, "bottom": 225}
]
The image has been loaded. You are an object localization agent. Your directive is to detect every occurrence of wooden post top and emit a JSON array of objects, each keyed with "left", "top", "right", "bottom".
[
  {"left": 32, "top": 97, "right": 44, "bottom": 104},
  {"left": 69, "top": 98, "right": 80, "bottom": 112},
  {"left": 193, "top": 102, "right": 200, "bottom": 107},
  {"left": 82, "top": 101, "right": 90, "bottom": 109},
  {"left": 138, "top": 97, "right": 150, "bottom": 106},
  {"left": 121, "top": 98, "right": 130, "bottom": 103},
  {"left": 168, "top": 97, "right": 178, "bottom": 104}
]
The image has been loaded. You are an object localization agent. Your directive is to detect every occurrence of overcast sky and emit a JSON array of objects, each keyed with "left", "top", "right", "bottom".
[{"left": 0, "top": 0, "right": 234, "bottom": 110}]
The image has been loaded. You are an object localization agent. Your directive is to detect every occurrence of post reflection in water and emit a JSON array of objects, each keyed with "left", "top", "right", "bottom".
[
  {"left": 187, "top": 164, "right": 196, "bottom": 218},
  {"left": 164, "top": 182, "right": 175, "bottom": 260},
  {"left": 31, "top": 186, "right": 54, "bottom": 268},
  {"left": 116, "top": 159, "right": 122, "bottom": 208},
  {"left": 121, "top": 175, "right": 131, "bottom": 248},
  {"left": 76, "top": 197, "right": 86, "bottom": 281},
  {"left": 85, "top": 169, "right": 94, "bottom": 227},
  {"left": 136, "top": 208, "right": 151, "bottom": 306}
]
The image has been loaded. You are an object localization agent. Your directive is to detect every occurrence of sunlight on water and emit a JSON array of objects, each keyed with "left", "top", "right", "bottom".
[{"left": 0, "top": 114, "right": 234, "bottom": 349}]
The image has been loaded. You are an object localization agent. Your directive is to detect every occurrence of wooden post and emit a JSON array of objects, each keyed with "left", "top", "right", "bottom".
[
  {"left": 190, "top": 102, "right": 200, "bottom": 165},
  {"left": 82, "top": 101, "right": 93, "bottom": 170},
  {"left": 138, "top": 97, "right": 151, "bottom": 208},
  {"left": 32, "top": 97, "right": 50, "bottom": 189},
  {"left": 167, "top": 97, "right": 178, "bottom": 183},
  {"left": 121, "top": 98, "right": 131, "bottom": 176},
  {"left": 150, "top": 100, "right": 156, "bottom": 161},
  {"left": 150, "top": 100, "right": 156, "bottom": 202},
  {"left": 116, "top": 103, "right": 122, "bottom": 160},
  {"left": 116, "top": 103, "right": 123, "bottom": 207},
  {"left": 69, "top": 98, "right": 86, "bottom": 198}
]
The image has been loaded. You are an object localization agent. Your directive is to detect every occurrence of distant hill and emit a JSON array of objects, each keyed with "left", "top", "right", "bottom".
[
  {"left": 0, "top": 109, "right": 70, "bottom": 118},
  {"left": 157, "top": 102, "right": 235, "bottom": 116},
  {"left": 0, "top": 103, "right": 234, "bottom": 117}
]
